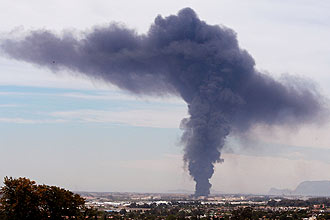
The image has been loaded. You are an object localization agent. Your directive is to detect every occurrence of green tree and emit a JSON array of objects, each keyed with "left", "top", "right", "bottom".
[
  {"left": 0, "top": 177, "right": 85, "bottom": 220},
  {"left": 83, "top": 207, "right": 99, "bottom": 220},
  {"left": 0, "top": 177, "right": 42, "bottom": 220},
  {"left": 0, "top": 207, "right": 7, "bottom": 220},
  {"left": 38, "top": 185, "right": 85, "bottom": 220}
]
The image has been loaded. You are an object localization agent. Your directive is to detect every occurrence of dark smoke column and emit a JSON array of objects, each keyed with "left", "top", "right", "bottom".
[
  {"left": 0, "top": 8, "right": 325, "bottom": 196},
  {"left": 181, "top": 76, "right": 238, "bottom": 196}
]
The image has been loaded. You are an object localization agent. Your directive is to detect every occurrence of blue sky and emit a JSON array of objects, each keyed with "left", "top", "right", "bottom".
[
  {"left": 0, "top": 85, "right": 186, "bottom": 126},
  {"left": 1, "top": 0, "right": 330, "bottom": 194}
]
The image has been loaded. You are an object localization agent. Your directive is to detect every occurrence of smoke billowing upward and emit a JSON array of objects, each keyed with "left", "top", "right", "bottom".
[{"left": 0, "top": 8, "right": 325, "bottom": 196}]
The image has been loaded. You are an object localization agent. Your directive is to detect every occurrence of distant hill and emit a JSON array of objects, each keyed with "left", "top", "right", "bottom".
[
  {"left": 268, "top": 187, "right": 293, "bottom": 196},
  {"left": 295, "top": 181, "right": 330, "bottom": 196},
  {"left": 269, "top": 180, "right": 330, "bottom": 197}
]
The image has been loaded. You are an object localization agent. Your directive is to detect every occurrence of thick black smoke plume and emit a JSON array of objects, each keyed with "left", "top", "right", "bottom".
[{"left": 1, "top": 8, "right": 325, "bottom": 196}]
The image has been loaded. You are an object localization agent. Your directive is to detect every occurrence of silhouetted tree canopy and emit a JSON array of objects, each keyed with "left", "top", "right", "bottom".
[{"left": 0, "top": 177, "right": 85, "bottom": 220}]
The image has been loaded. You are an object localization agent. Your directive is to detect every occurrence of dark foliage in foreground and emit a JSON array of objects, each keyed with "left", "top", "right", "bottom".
[{"left": 0, "top": 177, "right": 92, "bottom": 220}]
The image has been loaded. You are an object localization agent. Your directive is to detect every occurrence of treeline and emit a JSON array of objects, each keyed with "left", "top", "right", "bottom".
[
  {"left": 0, "top": 177, "right": 97, "bottom": 220},
  {"left": 268, "top": 197, "right": 330, "bottom": 207},
  {"left": 128, "top": 201, "right": 202, "bottom": 209}
]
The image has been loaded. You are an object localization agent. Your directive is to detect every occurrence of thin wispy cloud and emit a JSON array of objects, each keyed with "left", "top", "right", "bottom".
[
  {"left": 0, "top": 91, "right": 29, "bottom": 96},
  {"left": 50, "top": 108, "right": 187, "bottom": 128},
  {"left": 0, "top": 104, "right": 21, "bottom": 107},
  {"left": 59, "top": 91, "right": 185, "bottom": 105},
  {"left": 224, "top": 136, "right": 330, "bottom": 164},
  {"left": 0, "top": 88, "right": 185, "bottom": 105},
  {"left": 0, "top": 117, "right": 66, "bottom": 124}
]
